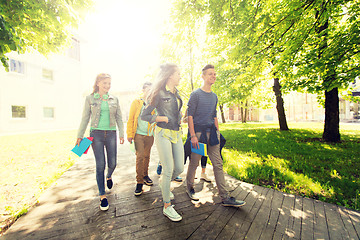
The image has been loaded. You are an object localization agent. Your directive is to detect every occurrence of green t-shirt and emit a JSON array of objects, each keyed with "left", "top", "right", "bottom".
[{"left": 93, "top": 101, "right": 116, "bottom": 131}]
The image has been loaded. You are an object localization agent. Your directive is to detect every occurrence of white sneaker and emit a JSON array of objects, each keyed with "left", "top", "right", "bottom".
[
  {"left": 163, "top": 205, "right": 182, "bottom": 221},
  {"left": 200, "top": 173, "right": 211, "bottom": 182}
]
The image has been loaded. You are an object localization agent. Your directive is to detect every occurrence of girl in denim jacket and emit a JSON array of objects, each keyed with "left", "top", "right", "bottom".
[{"left": 76, "top": 73, "right": 124, "bottom": 211}]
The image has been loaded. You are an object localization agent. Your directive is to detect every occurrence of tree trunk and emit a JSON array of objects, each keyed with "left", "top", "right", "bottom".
[
  {"left": 273, "top": 77, "right": 289, "bottom": 130},
  {"left": 244, "top": 100, "right": 248, "bottom": 123},
  {"left": 240, "top": 103, "right": 245, "bottom": 123},
  {"left": 315, "top": 9, "right": 340, "bottom": 142},
  {"left": 323, "top": 87, "right": 340, "bottom": 142},
  {"left": 219, "top": 104, "right": 226, "bottom": 123}
]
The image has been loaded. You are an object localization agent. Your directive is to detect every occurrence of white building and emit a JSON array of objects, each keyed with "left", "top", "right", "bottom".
[{"left": 0, "top": 38, "right": 83, "bottom": 134}]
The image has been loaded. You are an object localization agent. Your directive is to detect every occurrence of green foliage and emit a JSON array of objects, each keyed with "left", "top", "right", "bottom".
[
  {"left": 220, "top": 122, "right": 360, "bottom": 210},
  {"left": 0, "top": 0, "right": 93, "bottom": 70}
]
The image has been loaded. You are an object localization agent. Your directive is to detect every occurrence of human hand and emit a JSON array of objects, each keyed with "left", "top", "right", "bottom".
[
  {"left": 119, "top": 137, "right": 125, "bottom": 144},
  {"left": 76, "top": 138, "right": 82, "bottom": 146},
  {"left": 127, "top": 137, "right": 133, "bottom": 143},
  {"left": 157, "top": 116, "right": 169, "bottom": 123},
  {"left": 191, "top": 136, "right": 199, "bottom": 149}
]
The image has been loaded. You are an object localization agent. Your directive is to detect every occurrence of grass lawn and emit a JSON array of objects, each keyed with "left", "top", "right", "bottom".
[
  {"left": 0, "top": 130, "right": 78, "bottom": 234},
  {"left": 219, "top": 122, "right": 360, "bottom": 211}
]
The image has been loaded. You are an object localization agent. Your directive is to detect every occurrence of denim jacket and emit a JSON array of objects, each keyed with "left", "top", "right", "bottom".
[
  {"left": 141, "top": 88, "right": 183, "bottom": 131},
  {"left": 77, "top": 94, "right": 124, "bottom": 138}
]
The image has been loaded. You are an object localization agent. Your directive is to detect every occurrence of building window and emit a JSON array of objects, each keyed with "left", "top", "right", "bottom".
[
  {"left": 67, "top": 37, "right": 80, "bottom": 61},
  {"left": 43, "top": 107, "right": 54, "bottom": 118},
  {"left": 9, "top": 59, "right": 25, "bottom": 74},
  {"left": 12, "top": 105, "right": 26, "bottom": 118},
  {"left": 42, "top": 69, "right": 54, "bottom": 81}
]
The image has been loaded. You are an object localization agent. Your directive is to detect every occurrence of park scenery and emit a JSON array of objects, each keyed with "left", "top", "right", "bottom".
[{"left": 0, "top": 0, "right": 359, "bottom": 238}]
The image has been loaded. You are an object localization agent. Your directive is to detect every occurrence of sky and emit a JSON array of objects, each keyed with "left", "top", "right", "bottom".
[{"left": 78, "top": 0, "right": 173, "bottom": 93}]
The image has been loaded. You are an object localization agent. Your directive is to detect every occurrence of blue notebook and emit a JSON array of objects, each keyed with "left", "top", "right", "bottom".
[
  {"left": 71, "top": 137, "right": 93, "bottom": 157},
  {"left": 191, "top": 142, "right": 208, "bottom": 156}
]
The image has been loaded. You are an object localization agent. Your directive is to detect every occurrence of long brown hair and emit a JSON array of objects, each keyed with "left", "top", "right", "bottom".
[
  {"left": 148, "top": 63, "right": 178, "bottom": 105},
  {"left": 92, "top": 73, "right": 111, "bottom": 94}
]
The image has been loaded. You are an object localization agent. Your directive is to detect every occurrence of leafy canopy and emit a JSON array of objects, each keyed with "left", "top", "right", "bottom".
[{"left": 0, "top": 0, "right": 93, "bottom": 69}]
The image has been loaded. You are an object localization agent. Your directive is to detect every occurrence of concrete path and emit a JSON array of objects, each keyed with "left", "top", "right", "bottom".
[{"left": 3, "top": 143, "right": 360, "bottom": 239}]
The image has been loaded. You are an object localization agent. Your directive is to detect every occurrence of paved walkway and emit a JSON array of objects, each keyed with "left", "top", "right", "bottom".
[{"left": 3, "top": 143, "right": 360, "bottom": 239}]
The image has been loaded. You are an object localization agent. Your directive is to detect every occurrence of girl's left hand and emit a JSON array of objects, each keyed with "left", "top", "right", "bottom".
[{"left": 119, "top": 137, "right": 124, "bottom": 144}]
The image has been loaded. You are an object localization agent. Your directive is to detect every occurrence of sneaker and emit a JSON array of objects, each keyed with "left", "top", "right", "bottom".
[
  {"left": 173, "top": 176, "right": 182, "bottom": 182},
  {"left": 186, "top": 188, "right": 199, "bottom": 201},
  {"left": 163, "top": 205, "right": 182, "bottom": 221},
  {"left": 100, "top": 198, "right": 109, "bottom": 211},
  {"left": 107, "top": 178, "right": 113, "bottom": 189},
  {"left": 143, "top": 176, "right": 153, "bottom": 186},
  {"left": 222, "top": 197, "right": 246, "bottom": 207},
  {"left": 200, "top": 173, "right": 211, "bottom": 182},
  {"left": 157, "top": 163, "right": 162, "bottom": 175},
  {"left": 134, "top": 183, "right": 143, "bottom": 196}
]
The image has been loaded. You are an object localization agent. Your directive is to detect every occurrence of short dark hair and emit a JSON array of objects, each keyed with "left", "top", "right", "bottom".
[
  {"left": 202, "top": 64, "right": 214, "bottom": 73},
  {"left": 142, "top": 81, "right": 152, "bottom": 89}
]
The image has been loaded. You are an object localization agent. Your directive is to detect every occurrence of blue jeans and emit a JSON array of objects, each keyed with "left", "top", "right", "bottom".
[{"left": 90, "top": 130, "right": 117, "bottom": 196}]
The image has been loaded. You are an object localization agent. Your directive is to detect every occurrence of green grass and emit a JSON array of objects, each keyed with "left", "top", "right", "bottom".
[
  {"left": 0, "top": 130, "right": 78, "bottom": 233},
  {"left": 219, "top": 122, "right": 360, "bottom": 211}
]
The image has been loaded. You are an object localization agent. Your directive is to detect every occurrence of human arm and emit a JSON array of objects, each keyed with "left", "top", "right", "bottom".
[
  {"left": 188, "top": 115, "right": 199, "bottom": 149},
  {"left": 187, "top": 92, "right": 199, "bottom": 149},
  {"left": 126, "top": 100, "right": 138, "bottom": 143},
  {"left": 141, "top": 95, "right": 168, "bottom": 124},
  {"left": 214, "top": 117, "right": 219, "bottom": 132},
  {"left": 115, "top": 98, "right": 125, "bottom": 144}
]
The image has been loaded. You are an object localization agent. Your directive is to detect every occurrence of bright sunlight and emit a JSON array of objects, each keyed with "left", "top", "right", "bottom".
[{"left": 78, "top": 0, "right": 172, "bottom": 93}]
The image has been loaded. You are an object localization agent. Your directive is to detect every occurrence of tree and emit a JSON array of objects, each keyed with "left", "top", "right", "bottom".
[
  {"left": 196, "top": 0, "right": 360, "bottom": 142},
  {"left": 0, "top": 0, "right": 93, "bottom": 69}
]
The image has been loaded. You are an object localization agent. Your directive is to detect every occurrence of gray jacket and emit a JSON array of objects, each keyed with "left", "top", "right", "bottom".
[
  {"left": 77, "top": 94, "right": 124, "bottom": 138},
  {"left": 141, "top": 88, "right": 182, "bottom": 131}
]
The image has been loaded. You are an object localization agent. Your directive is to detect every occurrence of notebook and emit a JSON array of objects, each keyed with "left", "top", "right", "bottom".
[
  {"left": 83, "top": 137, "right": 93, "bottom": 154},
  {"left": 71, "top": 137, "right": 93, "bottom": 157},
  {"left": 191, "top": 142, "right": 208, "bottom": 156}
]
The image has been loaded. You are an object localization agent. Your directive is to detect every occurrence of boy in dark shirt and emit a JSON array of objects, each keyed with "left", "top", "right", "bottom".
[{"left": 186, "top": 64, "right": 246, "bottom": 207}]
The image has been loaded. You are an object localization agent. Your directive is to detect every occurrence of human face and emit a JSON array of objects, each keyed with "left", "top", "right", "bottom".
[
  {"left": 202, "top": 68, "right": 216, "bottom": 85},
  {"left": 97, "top": 77, "right": 111, "bottom": 94},
  {"left": 168, "top": 68, "right": 181, "bottom": 87}
]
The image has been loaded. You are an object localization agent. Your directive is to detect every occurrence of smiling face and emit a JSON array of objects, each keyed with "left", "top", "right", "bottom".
[
  {"left": 97, "top": 77, "right": 111, "bottom": 94},
  {"left": 202, "top": 68, "right": 216, "bottom": 85}
]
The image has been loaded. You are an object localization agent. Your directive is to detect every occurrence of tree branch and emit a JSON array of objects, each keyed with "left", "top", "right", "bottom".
[
  {"left": 255, "top": 0, "right": 315, "bottom": 44},
  {"left": 290, "top": 0, "right": 330, "bottom": 62}
]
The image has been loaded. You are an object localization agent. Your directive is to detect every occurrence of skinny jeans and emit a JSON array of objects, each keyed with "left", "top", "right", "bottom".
[
  {"left": 154, "top": 128, "right": 184, "bottom": 203},
  {"left": 90, "top": 130, "right": 117, "bottom": 196}
]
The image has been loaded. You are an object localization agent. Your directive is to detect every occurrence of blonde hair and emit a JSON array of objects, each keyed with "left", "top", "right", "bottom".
[
  {"left": 92, "top": 73, "right": 111, "bottom": 94},
  {"left": 148, "top": 63, "right": 178, "bottom": 105}
]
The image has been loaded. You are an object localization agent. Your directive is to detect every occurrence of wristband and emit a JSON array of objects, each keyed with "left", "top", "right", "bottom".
[{"left": 191, "top": 135, "right": 196, "bottom": 138}]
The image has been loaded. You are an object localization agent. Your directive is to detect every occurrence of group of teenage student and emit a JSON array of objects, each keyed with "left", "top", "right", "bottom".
[{"left": 76, "top": 63, "right": 246, "bottom": 222}]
